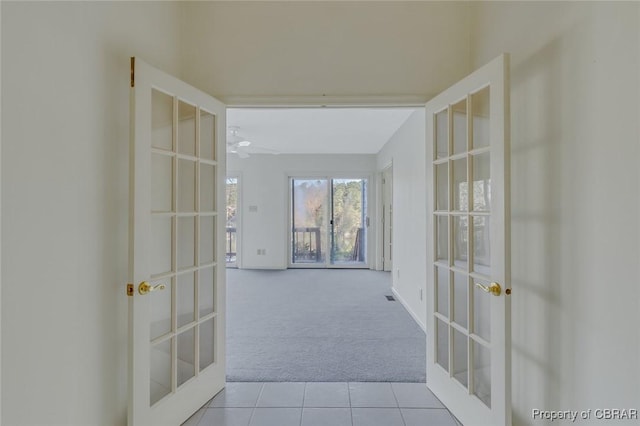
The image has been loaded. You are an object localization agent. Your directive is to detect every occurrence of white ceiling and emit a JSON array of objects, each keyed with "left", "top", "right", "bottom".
[{"left": 226, "top": 108, "right": 417, "bottom": 155}]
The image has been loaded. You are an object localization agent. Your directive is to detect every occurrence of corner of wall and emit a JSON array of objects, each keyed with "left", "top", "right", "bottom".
[{"left": 392, "top": 287, "right": 426, "bottom": 332}]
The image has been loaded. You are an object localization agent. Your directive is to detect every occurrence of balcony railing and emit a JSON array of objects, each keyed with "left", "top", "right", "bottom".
[{"left": 292, "top": 227, "right": 322, "bottom": 263}]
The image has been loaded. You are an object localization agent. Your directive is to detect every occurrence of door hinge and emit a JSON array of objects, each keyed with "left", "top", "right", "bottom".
[
  {"left": 127, "top": 283, "right": 134, "bottom": 297},
  {"left": 130, "top": 57, "right": 135, "bottom": 88}
]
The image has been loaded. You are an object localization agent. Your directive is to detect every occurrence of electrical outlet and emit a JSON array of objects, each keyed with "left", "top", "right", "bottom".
[
  {"left": 396, "top": 269, "right": 400, "bottom": 279},
  {"left": 419, "top": 288, "right": 423, "bottom": 301},
  {"left": 256, "top": 249, "right": 267, "bottom": 255}
]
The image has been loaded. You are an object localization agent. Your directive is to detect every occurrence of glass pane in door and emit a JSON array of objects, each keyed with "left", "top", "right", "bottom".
[
  {"left": 147, "top": 89, "right": 220, "bottom": 408},
  {"left": 150, "top": 339, "right": 172, "bottom": 405},
  {"left": 177, "top": 327, "right": 195, "bottom": 387},
  {"left": 471, "top": 87, "right": 490, "bottom": 149},
  {"left": 473, "top": 340, "right": 492, "bottom": 407},
  {"left": 292, "top": 179, "right": 328, "bottom": 264},
  {"left": 331, "top": 178, "right": 367, "bottom": 264},
  {"left": 452, "top": 99, "right": 468, "bottom": 154},
  {"left": 432, "top": 87, "right": 496, "bottom": 414}
]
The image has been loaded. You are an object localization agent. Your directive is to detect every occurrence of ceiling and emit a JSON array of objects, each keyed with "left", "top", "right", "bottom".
[{"left": 226, "top": 108, "right": 417, "bottom": 155}]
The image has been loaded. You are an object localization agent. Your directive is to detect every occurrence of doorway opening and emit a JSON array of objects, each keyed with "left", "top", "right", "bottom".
[{"left": 223, "top": 106, "right": 426, "bottom": 384}]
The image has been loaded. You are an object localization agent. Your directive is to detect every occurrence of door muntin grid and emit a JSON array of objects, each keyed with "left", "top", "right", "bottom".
[
  {"left": 149, "top": 89, "right": 219, "bottom": 406},
  {"left": 432, "top": 85, "right": 493, "bottom": 408}
]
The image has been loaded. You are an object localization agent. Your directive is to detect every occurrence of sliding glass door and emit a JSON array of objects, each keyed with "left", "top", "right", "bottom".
[
  {"left": 291, "top": 177, "right": 368, "bottom": 267},
  {"left": 226, "top": 177, "right": 239, "bottom": 267}
]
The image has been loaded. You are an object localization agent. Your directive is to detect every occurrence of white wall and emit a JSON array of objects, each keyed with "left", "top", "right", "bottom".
[
  {"left": 228, "top": 154, "right": 377, "bottom": 269},
  {"left": 1, "top": 2, "right": 183, "bottom": 425},
  {"left": 471, "top": 2, "right": 640, "bottom": 425},
  {"left": 377, "top": 111, "right": 427, "bottom": 329}
]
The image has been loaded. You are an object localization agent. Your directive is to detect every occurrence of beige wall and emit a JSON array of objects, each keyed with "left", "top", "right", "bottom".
[
  {"left": 472, "top": 2, "right": 640, "bottom": 424},
  {"left": 180, "top": 1, "right": 472, "bottom": 100},
  {"left": 1, "top": 2, "right": 183, "bottom": 424}
]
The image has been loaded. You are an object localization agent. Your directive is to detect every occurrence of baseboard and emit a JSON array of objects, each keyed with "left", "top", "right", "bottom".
[
  {"left": 392, "top": 287, "right": 427, "bottom": 333},
  {"left": 237, "top": 265, "right": 287, "bottom": 270}
]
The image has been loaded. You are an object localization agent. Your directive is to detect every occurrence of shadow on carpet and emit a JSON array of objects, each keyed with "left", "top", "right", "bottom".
[{"left": 226, "top": 269, "right": 426, "bottom": 382}]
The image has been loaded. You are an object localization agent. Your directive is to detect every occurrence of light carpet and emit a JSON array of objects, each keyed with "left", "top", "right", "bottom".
[{"left": 226, "top": 269, "right": 426, "bottom": 382}]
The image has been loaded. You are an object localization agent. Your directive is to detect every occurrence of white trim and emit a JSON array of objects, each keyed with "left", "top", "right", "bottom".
[
  {"left": 392, "top": 287, "right": 426, "bottom": 333},
  {"left": 224, "top": 95, "right": 430, "bottom": 108}
]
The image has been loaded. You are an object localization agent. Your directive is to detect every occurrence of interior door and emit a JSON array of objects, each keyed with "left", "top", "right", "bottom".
[
  {"left": 425, "top": 54, "right": 511, "bottom": 426},
  {"left": 128, "top": 57, "right": 226, "bottom": 426}
]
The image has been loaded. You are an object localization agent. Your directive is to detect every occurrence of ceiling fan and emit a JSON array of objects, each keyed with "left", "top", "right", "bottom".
[{"left": 227, "top": 126, "right": 280, "bottom": 158}]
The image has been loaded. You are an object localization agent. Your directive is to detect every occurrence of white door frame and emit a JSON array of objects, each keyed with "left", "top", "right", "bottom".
[{"left": 381, "top": 163, "right": 393, "bottom": 272}]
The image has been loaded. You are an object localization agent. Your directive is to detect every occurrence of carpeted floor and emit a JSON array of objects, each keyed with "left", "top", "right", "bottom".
[{"left": 226, "top": 268, "right": 426, "bottom": 383}]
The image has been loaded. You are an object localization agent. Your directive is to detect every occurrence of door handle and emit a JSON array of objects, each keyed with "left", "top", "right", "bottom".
[
  {"left": 475, "top": 282, "right": 501, "bottom": 296},
  {"left": 138, "top": 281, "right": 166, "bottom": 295}
]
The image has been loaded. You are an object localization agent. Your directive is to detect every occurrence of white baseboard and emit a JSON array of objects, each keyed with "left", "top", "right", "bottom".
[
  {"left": 238, "top": 265, "right": 287, "bottom": 270},
  {"left": 392, "top": 287, "right": 427, "bottom": 333}
]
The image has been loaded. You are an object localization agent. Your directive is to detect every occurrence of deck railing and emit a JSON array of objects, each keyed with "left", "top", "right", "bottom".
[{"left": 292, "top": 227, "right": 322, "bottom": 262}]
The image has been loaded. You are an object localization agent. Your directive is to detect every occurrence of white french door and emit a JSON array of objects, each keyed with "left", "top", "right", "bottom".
[
  {"left": 128, "top": 58, "right": 226, "bottom": 426},
  {"left": 425, "top": 54, "right": 511, "bottom": 426}
]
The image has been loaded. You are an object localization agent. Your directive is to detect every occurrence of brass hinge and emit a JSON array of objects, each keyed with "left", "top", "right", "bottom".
[
  {"left": 127, "top": 283, "right": 134, "bottom": 297},
  {"left": 130, "top": 57, "right": 135, "bottom": 88}
]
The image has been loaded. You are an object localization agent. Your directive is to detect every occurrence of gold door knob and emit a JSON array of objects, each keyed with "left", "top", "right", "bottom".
[
  {"left": 475, "top": 282, "right": 502, "bottom": 296},
  {"left": 138, "top": 281, "right": 166, "bottom": 295}
]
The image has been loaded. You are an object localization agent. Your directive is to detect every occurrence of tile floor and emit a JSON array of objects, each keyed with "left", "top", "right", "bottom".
[{"left": 182, "top": 382, "right": 463, "bottom": 426}]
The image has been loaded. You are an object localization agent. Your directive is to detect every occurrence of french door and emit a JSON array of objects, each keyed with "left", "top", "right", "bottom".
[
  {"left": 290, "top": 177, "right": 368, "bottom": 268},
  {"left": 128, "top": 58, "right": 226, "bottom": 425},
  {"left": 425, "top": 54, "right": 511, "bottom": 425}
]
